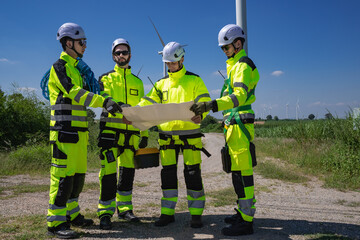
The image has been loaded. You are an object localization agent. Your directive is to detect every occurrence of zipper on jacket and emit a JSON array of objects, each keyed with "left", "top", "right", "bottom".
[{"left": 124, "top": 69, "right": 128, "bottom": 131}]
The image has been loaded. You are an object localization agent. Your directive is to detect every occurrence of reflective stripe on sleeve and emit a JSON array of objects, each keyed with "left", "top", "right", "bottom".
[
  {"left": 74, "top": 89, "right": 87, "bottom": 103},
  {"left": 194, "top": 93, "right": 210, "bottom": 103}
]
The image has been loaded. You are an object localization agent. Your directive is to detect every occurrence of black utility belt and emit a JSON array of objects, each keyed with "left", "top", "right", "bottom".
[
  {"left": 226, "top": 118, "right": 255, "bottom": 126},
  {"left": 159, "top": 133, "right": 204, "bottom": 140}
]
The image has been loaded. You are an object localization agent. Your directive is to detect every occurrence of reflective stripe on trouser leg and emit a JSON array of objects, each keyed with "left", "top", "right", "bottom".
[
  {"left": 116, "top": 190, "right": 133, "bottom": 213},
  {"left": 160, "top": 160, "right": 179, "bottom": 216},
  {"left": 47, "top": 131, "right": 88, "bottom": 228},
  {"left": 232, "top": 169, "right": 255, "bottom": 222},
  {"left": 67, "top": 173, "right": 85, "bottom": 221},
  {"left": 117, "top": 165, "right": 135, "bottom": 213},
  {"left": 98, "top": 147, "right": 117, "bottom": 218},
  {"left": 187, "top": 189, "right": 205, "bottom": 215},
  {"left": 67, "top": 197, "right": 80, "bottom": 221},
  {"left": 184, "top": 163, "right": 205, "bottom": 215},
  {"left": 161, "top": 189, "right": 178, "bottom": 215}
]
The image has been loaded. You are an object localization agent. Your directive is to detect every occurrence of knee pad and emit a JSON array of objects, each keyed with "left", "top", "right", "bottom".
[
  {"left": 101, "top": 173, "right": 117, "bottom": 201},
  {"left": 161, "top": 164, "right": 177, "bottom": 189},
  {"left": 184, "top": 164, "right": 203, "bottom": 191},
  {"left": 118, "top": 167, "right": 135, "bottom": 191}
]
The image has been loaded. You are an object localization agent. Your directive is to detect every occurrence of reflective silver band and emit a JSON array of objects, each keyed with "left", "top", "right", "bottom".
[
  {"left": 116, "top": 201, "right": 132, "bottom": 206},
  {"left": 51, "top": 163, "right": 66, "bottom": 168},
  {"left": 84, "top": 92, "right": 94, "bottom": 107},
  {"left": 230, "top": 94, "right": 239, "bottom": 108},
  {"left": 100, "top": 117, "right": 124, "bottom": 123},
  {"left": 117, "top": 190, "right": 132, "bottom": 196},
  {"left": 238, "top": 198, "right": 256, "bottom": 216},
  {"left": 99, "top": 199, "right": 115, "bottom": 206},
  {"left": 234, "top": 82, "right": 249, "bottom": 92},
  {"left": 47, "top": 215, "right": 67, "bottom": 222},
  {"left": 67, "top": 206, "right": 80, "bottom": 216},
  {"left": 163, "top": 189, "right": 178, "bottom": 198},
  {"left": 67, "top": 198, "right": 79, "bottom": 204},
  {"left": 143, "top": 96, "right": 158, "bottom": 104},
  {"left": 158, "top": 128, "right": 201, "bottom": 136},
  {"left": 194, "top": 93, "right": 210, "bottom": 103},
  {"left": 188, "top": 199, "right": 205, "bottom": 209},
  {"left": 161, "top": 199, "right": 177, "bottom": 209},
  {"left": 51, "top": 115, "right": 87, "bottom": 122},
  {"left": 187, "top": 189, "right": 205, "bottom": 199},
  {"left": 74, "top": 89, "right": 87, "bottom": 103},
  {"left": 51, "top": 104, "right": 86, "bottom": 111}
]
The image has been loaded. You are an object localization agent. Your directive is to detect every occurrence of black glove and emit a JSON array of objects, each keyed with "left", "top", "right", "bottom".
[
  {"left": 103, "top": 98, "right": 122, "bottom": 116},
  {"left": 190, "top": 101, "right": 213, "bottom": 116},
  {"left": 138, "top": 137, "right": 148, "bottom": 148}
]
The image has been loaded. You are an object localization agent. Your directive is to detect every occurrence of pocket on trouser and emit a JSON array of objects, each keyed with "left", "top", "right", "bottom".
[
  {"left": 183, "top": 138, "right": 202, "bottom": 165},
  {"left": 98, "top": 130, "right": 117, "bottom": 148},
  {"left": 100, "top": 148, "right": 118, "bottom": 176},
  {"left": 221, "top": 144, "right": 231, "bottom": 173},
  {"left": 58, "top": 131, "right": 79, "bottom": 143},
  {"left": 51, "top": 142, "right": 67, "bottom": 178},
  {"left": 250, "top": 142, "right": 257, "bottom": 167},
  {"left": 226, "top": 125, "right": 252, "bottom": 171}
]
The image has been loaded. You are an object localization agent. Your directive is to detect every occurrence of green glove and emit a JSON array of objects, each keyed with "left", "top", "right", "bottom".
[{"left": 190, "top": 101, "right": 213, "bottom": 115}]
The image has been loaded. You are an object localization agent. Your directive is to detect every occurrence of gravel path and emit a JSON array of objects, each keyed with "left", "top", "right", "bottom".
[{"left": 1, "top": 133, "right": 359, "bottom": 239}]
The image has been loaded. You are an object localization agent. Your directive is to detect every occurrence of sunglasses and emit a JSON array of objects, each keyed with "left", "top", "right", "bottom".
[
  {"left": 113, "top": 50, "right": 130, "bottom": 56},
  {"left": 76, "top": 39, "right": 87, "bottom": 46},
  {"left": 221, "top": 44, "right": 231, "bottom": 51}
]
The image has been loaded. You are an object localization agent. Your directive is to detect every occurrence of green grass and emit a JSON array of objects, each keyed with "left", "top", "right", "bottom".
[
  {"left": 0, "top": 214, "right": 48, "bottom": 240},
  {"left": 0, "top": 184, "right": 49, "bottom": 200}
]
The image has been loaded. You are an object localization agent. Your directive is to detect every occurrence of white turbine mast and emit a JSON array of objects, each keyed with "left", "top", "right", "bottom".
[
  {"left": 296, "top": 98, "right": 301, "bottom": 120},
  {"left": 286, "top": 102, "right": 289, "bottom": 119}
]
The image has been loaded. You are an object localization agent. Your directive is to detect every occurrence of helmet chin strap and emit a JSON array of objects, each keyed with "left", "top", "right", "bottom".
[{"left": 71, "top": 40, "right": 83, "bottom": 58}]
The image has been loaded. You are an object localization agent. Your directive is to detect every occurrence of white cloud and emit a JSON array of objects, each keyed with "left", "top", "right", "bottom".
[
  {"left": 210, "top": 89, "right": 221, "bottom": 95},
  {"left": 0, "top": 58, "right": 10, "bottom": 62},
  {"left": 271, "top": 70, "right": 284, "bottom": 77}
]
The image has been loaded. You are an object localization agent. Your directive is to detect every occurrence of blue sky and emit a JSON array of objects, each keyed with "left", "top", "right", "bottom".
[{"left": 1, "top": 0, "right": 359, "bottom": 119}]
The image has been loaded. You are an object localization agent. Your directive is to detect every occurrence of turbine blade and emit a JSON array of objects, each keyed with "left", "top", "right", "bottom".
[{"left": 148, "top": 16, "right": 165, "bottom": 47}]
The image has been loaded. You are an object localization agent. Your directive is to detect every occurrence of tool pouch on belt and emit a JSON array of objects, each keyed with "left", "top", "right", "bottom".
[
  {"left": 221, "top": 144, "right": 232, "bottom": 173},
  {"left": 98, "top": 132, "right": 117, "bottom": 148},
  {"left": 250, "top": 142, "right": 257, "bottom": 167},
  {"left": 58, "top": 131, "right": 79, "bottom": 143}
]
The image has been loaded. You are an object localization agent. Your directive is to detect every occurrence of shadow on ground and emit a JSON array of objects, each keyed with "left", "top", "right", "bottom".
[{"left": 79, "top": 213, "right": 360, "bottom": 240}]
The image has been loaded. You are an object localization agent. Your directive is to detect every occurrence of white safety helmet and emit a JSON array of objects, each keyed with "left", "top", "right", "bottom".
[
  {"left": 112, "top": 38, "right": 131, "bottom": 53},
  {"left": 56, "top": 22, "right": 86, "bottom": 40},
  {"left": 162, "top": 42, "right": 185, "bottom": 62},
  {"left": 218, "top": 24, "right": 245, "bottom": 46}
]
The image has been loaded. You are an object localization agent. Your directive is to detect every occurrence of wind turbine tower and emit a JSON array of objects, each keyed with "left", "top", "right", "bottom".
[
  {"left": 286, "top": 103, "right": 289, "bottom": 119},
  {"left": 296, "top": 99, "right": 300, "bottom": 120}
]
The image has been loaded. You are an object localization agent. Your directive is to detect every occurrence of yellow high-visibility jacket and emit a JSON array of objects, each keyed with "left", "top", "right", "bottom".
[
  {"left": 138, "top": 66, "right": 211, "bottom": 135},
  {"left": 99, "top": 65, "right": 148, "bottom": 137},
  {"left": 48, "top": 52, "right": 105, "bottom": 132},
  {"left": 214, "top": 49, "right": 259, "bottom": 122}
]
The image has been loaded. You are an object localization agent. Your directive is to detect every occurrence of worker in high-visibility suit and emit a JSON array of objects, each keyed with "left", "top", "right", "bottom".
[
  {"left": 190, "top": 24, "right": 260, "bottom": 236},
  {"left": 96, "top": 38, "right": 149, "bottom": 230},
  {"left": 137, "top": 42, "right": 211, "bottom": 228},
  {"left": 47, "top": 23, "right": 122, "bottom": 239}
]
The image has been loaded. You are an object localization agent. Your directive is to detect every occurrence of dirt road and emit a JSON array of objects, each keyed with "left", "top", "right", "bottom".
[{"left": 1, "top": 133, "right": 360, "bottom": 239}]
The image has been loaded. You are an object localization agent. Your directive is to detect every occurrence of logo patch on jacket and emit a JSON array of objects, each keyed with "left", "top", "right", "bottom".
[
  {"left": 162, "top": 91, "right": 168, "bottom": 101},
  {"left": 130, "top": 89, "right": 138, "bottom": 96}
]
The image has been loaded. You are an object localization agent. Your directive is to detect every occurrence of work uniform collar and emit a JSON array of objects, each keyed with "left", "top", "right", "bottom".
[
  {"left": 168, "top": 65, "right": 186, "bottom": 80},
  {"left": 60, "top": 51, "right": 78, "bottom": 67},
  {"left": 114, "top": 64, "right": 132, "bottom": 75},
  {"left": 226, "top": 49, "right": 247, "bottom": 67}
]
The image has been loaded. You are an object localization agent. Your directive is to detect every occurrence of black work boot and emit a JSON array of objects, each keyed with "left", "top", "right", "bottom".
[
  {"left": 224, "top": 208, "right": 241, "bottom": 224},
  {"left": 99, "top": 215, "right": 112, "bottom": 230},
  {"left": 222, "top": 211, "right": 253, "bottom": 236},
  {"left": 70, "top": 214, "right": 94, "bottom": 227},
  {"left": 118, "top": 210, "right": 140, "bottom": 223},
  {"left": 48, "top": 222, "right": 78, "bottom": 239},
  {"left": 154, "top": 214, "right": 175, "bottom": 227},
  {"left": 190, "top": 215, "right": 203, "bottom": 228}
]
